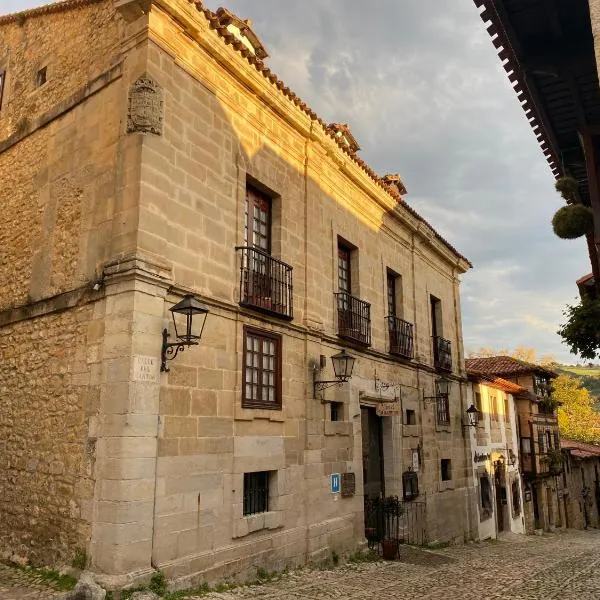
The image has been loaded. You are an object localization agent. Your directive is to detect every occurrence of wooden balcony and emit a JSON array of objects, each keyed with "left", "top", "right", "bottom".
[
  {"left": 432, "top": 336, "right": 452, "bottom": 372},
  {"left": 335, "top": 292, "right": 371, "bottom": 346},
  {"left": 386, "top": 316, "right": 414, "bottom": 359},
  {"left": 236, "top": 246, "right": 293, "bottom": 320}
]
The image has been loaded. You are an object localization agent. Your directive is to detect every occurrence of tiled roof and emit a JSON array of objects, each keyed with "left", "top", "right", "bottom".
[
  {"left": 466, "top": 370, "right": 526, "bottom": 394},
  {"left": 576, "top": 273, "right": 594, "bottom": 285},
  {"left": 465, "top": 356, "right": 558, "bottom": 378},
  {"left": 561, "top": 439, "right": 600, "bottom": 459},
  {"left": 0, "top": 0, "right": 102, "bottom": 25}
]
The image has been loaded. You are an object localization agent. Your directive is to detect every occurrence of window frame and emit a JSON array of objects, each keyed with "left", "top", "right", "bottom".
[
  {"left": 386, "top": 270, "right": 397, "bottom": 318},
  {"left": 245, "top": 185, "right": 272, "bottom": 254},
  {"left": 337, "top": 243, "right": 352, "bottom": 294},
  {"left": 330, "top": 401, "right": 343, "bottom": 422},
  {"left": 405, "top": 409, "right": 416, "bottom": 426},
  {"left": 436, "top": 393, "right": 450, "bottom": 427},
  {"left": 242, "top": 326, "right": 282, "bottom": 410}
]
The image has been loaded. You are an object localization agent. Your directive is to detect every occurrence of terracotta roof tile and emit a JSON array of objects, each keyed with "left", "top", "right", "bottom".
[
  {"left": 465, "top": 356, "right": 558, "bottom": 378},
  {"left": 466, "top": 370, "right": 526, "bottom": 394},
  {"left": 561, "top": 439, "right": 600, "bottom": 459}
]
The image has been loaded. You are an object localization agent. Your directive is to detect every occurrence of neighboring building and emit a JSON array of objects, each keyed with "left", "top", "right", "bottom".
[
  {"left": 466, "top": 370, "right": 525, "bottom": 539},
  {"left": 561, "top": 439, "right": 600, "bottom": 530},
  {"left": 0, "top": 0, "right": 473, "bottom": 585},
  {"left": 465, "top": 357, "right": 563, "bottom": 533},
  {"left": 474, "top": 0, "right": 600, "bottom": 297},
  {"left": 577, "top": 273, "right": 597, "bottom": 301}
]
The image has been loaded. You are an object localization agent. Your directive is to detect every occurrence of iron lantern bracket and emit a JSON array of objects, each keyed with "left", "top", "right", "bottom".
[
  {"left": 313, "top": 378, "right": 348, "bottom": 398},
  {"left": 160, "top": 328, "right": 198, "bottom": 372}
]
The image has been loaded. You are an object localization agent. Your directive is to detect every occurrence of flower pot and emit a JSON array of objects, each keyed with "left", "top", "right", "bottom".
[{"left": 381, "top": 539, "right": 399, "bottom": 560}]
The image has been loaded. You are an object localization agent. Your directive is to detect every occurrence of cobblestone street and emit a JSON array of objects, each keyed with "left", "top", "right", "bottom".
[{"left": 2, "top": 529, "right": 600, "bottom": 599}]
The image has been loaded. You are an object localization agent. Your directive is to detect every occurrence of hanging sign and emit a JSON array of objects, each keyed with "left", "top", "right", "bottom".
[{"left": 376, "top": 400, "right": 401, "bottom": 417}]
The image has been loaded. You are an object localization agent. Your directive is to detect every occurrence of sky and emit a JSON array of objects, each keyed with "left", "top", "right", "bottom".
[{"left": 2, "top": 0, "right": 591, "bottom": 363}]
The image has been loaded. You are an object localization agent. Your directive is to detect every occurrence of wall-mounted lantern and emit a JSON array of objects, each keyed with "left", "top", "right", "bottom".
[
  {"left": 464, "top": 404, "right": 479, "bottom": 428},
  {"left": 313, "top": 349, "right": 355, "bottom": 398},
  {"left": 423, "top": 378, "right": 450, "bottom": 405},
  {"left": 161, "top": 294, "right": 209, "bottom": 372}
]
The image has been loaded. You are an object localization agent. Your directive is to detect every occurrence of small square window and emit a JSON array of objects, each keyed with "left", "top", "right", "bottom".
[
  {"left": 405, "top": 409, "right": 416, "bottom": 425},
  {"left": 441, "top": 459, "right": 452, "bottom": 482},
  {"left": 36, "top": 66, "right": 47, "bottom": 87},
  {"left": 330, "top": 401, "right": 343, "bottom": 422},
  {"left": 243, "top": 471, "right": 269, "bottom": 516}
]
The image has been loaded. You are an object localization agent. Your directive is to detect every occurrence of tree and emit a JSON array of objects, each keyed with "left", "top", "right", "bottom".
[
  {"left": 557, "top": 298, "right": 600, "bottom": 360},
  {"left": 555, "top": 374, "right": 600, "bottom": 443}
]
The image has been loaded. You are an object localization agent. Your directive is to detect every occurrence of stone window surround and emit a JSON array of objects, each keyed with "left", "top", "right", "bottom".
[{"left": 233, "top": 470, "right": 283, "bottom": 539}]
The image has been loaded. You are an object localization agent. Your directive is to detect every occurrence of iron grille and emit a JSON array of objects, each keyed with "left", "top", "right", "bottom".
[
  {"left": 432, "top": 335, "right": 452, "bottom": 372},
  {"left": 436, "top": 394, "right": 450, "bottom": 426},
  {"left": 386, "top": 316, "right": 414, "bottom": 359},
  {"left": 364, "top": 497, "right": 426, "bottom": 547},
  {"left": 236, "top": 246, "right": 293, "bottom": 320},
  {"left": 335, "top": 292, "right": 371, "bottom": 346},
  {"left": 243, "top": 471, "right": 269, "bottom": 516}
]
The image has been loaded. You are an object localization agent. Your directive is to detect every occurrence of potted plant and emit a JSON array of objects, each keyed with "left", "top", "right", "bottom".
[{"left": 379, "top": 496, "right": 404, "bottom": 560}]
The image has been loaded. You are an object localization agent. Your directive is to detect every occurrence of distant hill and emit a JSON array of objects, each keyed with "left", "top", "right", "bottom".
[{"left": 555, "top": 365, "right": 600, "bottom": 407}]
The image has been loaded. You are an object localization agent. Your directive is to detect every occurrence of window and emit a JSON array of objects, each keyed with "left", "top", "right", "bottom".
[
  {"left": 538, "top": 430, "right": 545, "bottom": 455},
  {"left": 511, "top": 479, "right": 521, "bottom": 516},
  {"left": 387, "top": 271, "right": 397, "bottom": 317},
  {"left": 534, "top": 374, "right": 551, "bottom": 398},
  {"left": 545, "top": 430, "right": 552, "bottom": 451},
  {"left": 436, "top": 394, "right": 450, "bottom": 426},
  {"left": 402, "top": 470, "right": 419, "bottom": 501},
  {"left": 243, "top": 471, "right": 269, "bottom": 515},
  {"left": 330, "top": 401, "right": 343, "bottom": 422},
  {"left": 474, "top": 391, "right": 482, "bottom": 413},
  {"left": 490, "top": 396, "right": 498, "bottom": 421},
  {"left": 430, "top": 295, "right": 442, "bottom": 338},
  {"left": 242, "top": 327, "right": 282, "bottom": 409},
  {"left": 338, "top": 243, "right": 351, "bottom": 294},
  {"left": 245, "top": 186, "right": 271, "bottom": 252},
  {"left": 405, "top": 409, "right": 416, "bottom": 426},
  {"left": 480, "top": 475, "right": 492, "bottom": 518},
  {"left": 521, "top": 438, "right": 531, "bottom": 454},
  {"left": 503, "top": 395, "right": 509, "bottom": 419},
  {"left": 0, "top": 71, "right": 5, "bottom": 111},
  {"left": 36, "top": 66, "right": 47, "bottom": 87},
  {"left": 441, "top": 459, "right": 452, "bottom": 481}
]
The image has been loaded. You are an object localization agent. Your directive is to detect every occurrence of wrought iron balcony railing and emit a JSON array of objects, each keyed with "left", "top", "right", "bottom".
[
  {"left": 386, "top": 316, "right": 414, "bottom": 359},
  {"left": 236, "top": 246, "right": 293, "bottom": 320},
  {"left": 335, "top": 292, "right": 371, "bottom": 346},
  {"left": 432, "top": 335, "right": 452, "bottom": 372}
]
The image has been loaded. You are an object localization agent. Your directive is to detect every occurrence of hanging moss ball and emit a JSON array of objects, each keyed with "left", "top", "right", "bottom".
[
  {"left": 552, "top": 204, "right": 594, "bottom": 239},
  {"left": 554, "top": 176, "right": 579, "bottom": 202}
]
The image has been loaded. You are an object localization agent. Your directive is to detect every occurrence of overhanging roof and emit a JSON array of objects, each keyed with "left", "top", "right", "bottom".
[{"left": 474, "top": 0, "right": 600, "bottom": 207}]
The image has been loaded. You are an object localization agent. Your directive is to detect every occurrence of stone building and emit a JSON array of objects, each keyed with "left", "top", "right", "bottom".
[
  {"left": 465, "top": 357, "right": 563, "bottom": 534},
  {"left": 561, "top": 439, "right": 600, "bottom": 530},
  {"left": 465, "top": 370, "right": 525, "bottom": 539},
  {"left": 0, "top": 0, "right": 472, "bottom": 586}
]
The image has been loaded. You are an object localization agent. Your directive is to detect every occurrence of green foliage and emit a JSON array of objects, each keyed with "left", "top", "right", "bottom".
[
  {"left": 164, "top": 582, "right": 210, "bottom": 599},
  {"left": 555, "top": 176, "right": 579, "bottom": 202},
  {"left": 555, "top": 374, "right": 600, "bottom": 443},
  {"left": 2, "top": 561, "right": 77, "bottom": 592},
  {"left": 71, "top": 549, "right": 87, "bottom": 570},
  {"left": 150, "top": 570, "right": 167, "bottom": 596},
  {"left": 256, "top": 567, "right": 277, "bottom": 582},
  {"left": 558, "top": 299, "right": 600, "bottom": 360},
  {"left": 552, "top": 204, "right": 594, "bottom": 239}
]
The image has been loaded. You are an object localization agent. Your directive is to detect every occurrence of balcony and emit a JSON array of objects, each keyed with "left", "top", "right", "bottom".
[
  {"left": 236, "top": 246, "right": 293, "bottom": 320},
  {"left": 386, "top": 316, "right": 414, "bottom": 359},
  {"left": 335, "top": 292, "right": 371, "bottom": 346},
  {"left": 432, "top": 336, "right": 452, "bottom": 372}
]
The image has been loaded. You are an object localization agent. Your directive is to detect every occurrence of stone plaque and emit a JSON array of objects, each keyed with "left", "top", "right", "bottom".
[
  {"left": 133, "top": 355, "right": 159, "bottom": 383},
  {"left": 127, "top": 75, "right": 164, "bottom": 135},
  {"left": 341, "top": 472, "right": 356, "bottom": 498}
]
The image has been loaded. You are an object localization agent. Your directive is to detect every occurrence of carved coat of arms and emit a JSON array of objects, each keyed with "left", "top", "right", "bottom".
[{"left": 127, "top": 76, "right": 164, "bottom": 135}]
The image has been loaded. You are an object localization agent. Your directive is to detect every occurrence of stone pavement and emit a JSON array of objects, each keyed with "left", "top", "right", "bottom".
[{"left": 2, "top": 529, "right": 600, "bottom": 599}]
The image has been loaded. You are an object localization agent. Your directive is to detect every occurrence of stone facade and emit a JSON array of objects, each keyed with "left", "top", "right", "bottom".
[
  {"left": 0, "top": 0, "right": 473, "bottom": 585},
  {"left": 466, "top": 376, "right": 525, "bottom": 539},
  {"left": 561, "top": 439, "right": 600, "bottom": 530}
]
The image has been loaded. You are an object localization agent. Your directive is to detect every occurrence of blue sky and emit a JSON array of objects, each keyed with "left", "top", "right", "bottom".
[{"left": 2, "top": 0, "right": 591, "bottom": 363}]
